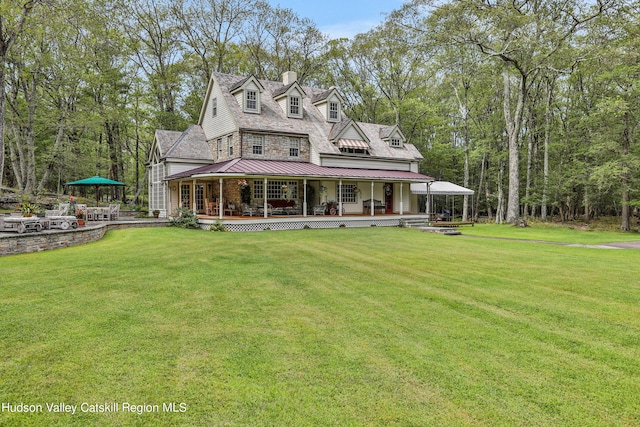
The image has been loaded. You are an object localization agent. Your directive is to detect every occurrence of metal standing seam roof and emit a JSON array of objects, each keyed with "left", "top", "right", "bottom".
[{"left": 165, "top": 158, "right": 434, "bottom": 183}]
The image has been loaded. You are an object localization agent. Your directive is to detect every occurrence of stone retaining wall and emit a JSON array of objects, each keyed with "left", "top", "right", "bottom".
[
  {"left": 0, "top": 220, "right": 168, "bottom": 257},
  {"left": 0, "top": 225, "right": 107, "bottom": 256}
]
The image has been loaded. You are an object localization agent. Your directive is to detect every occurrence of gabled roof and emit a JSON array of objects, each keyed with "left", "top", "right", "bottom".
[
  {"left": 154, "top": 130, "right": 184, "bottom": 158},
  {"left": 272, "top": 81, "right": 306, "bottom": 100},
  {"left": 166, "top": 158, "right": 434, "bottom": 183},
  {"left": 163, "top": 125, "right": 213, "bottom": 161},
  {"left": 380, "top": 125, "right": 406, "bottom": 140},
  {"left": 205, "top": 72, "right": 424, "bottom": 161},
  {"left": 311, "top": 87, "right": 344, "bottom": 104},
  {"left": 229, "top": 74, "right": 265, "bottom": 94},
  {"left": 329, "top": 119, "right": 370, "bottom": 147}
]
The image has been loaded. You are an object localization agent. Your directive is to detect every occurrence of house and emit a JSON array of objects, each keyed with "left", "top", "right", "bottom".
[{"left": 148, "top": 71, "right": 433, "bottom": 220}]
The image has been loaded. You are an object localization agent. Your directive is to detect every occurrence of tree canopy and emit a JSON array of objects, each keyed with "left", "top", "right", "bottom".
[{"left": 2, "top": 0, "right": 639, "bottom": 228}]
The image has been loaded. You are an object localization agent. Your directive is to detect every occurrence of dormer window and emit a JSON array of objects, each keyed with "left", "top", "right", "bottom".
[
  {"left": 289, "top": 95, "right": 301, "bottom": 118},
  {"left": 230, "top": 75, "right": 264, "bottom": 114},
  {"left": 246, "top": 90, "right": 258, "bottom": 112},
  {"left": 329, "top": 101, "right": 339, "bottom": 121},
  {"left": 390, "top": 137, "right": 402, "bottom": 147}
]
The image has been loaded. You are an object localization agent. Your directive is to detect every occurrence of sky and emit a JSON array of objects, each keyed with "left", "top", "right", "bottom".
[{"left": 266, "top": 0, "right": 406, "bottom": 39}]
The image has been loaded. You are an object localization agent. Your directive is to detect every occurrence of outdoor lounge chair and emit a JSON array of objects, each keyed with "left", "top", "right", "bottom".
[
  {"left": 45, "top": 203, "right": 69, "bottom": 217},
  {"left": 312, "top": 203, "right": 326, "bottom": 215},
  {"left": 241, "top": 203, "right": 257, "bottom": 216}
]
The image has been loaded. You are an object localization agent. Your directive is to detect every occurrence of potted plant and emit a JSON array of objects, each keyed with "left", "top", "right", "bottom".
[
  {"left": 20, "top": 200, "right": 37, "bottom": 217},
  {"left": 152, "top": 209, "right": 160, "bottom": 218},
  {"left": 75, "top": 209, "right": 85, "bottom": 227}
]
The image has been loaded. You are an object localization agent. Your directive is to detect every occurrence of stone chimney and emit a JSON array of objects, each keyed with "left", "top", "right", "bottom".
[{"left": 282, "top": 71, "right": 297, "bottom": 85}]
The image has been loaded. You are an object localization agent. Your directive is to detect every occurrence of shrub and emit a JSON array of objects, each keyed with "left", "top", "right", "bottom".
[
  {"left": 168, "top": 207, "right": 199, "bottom": 229},
  {"left": 210, "top": 220, "right": 227, "bottom": 232}
]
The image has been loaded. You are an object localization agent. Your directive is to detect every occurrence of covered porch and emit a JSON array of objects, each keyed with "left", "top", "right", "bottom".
[{"left": 163, "top": 159, "right": 434, "bottom": 221}]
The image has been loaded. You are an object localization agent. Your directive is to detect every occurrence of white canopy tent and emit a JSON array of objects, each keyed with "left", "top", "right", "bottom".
[{"left": 410, "top": 181, "right": 475, "bottom": 221}]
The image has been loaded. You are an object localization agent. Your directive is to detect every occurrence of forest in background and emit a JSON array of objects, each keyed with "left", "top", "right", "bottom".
[{"left": 1, "top": 0, "right": 638, "bottom": 227}]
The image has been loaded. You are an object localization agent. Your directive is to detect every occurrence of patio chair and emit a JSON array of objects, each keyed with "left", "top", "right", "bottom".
[
  {"left": 45, "top": 203, "right": 70, "bottom": 217},
  {"left": 312, "top": 203, "right": 326, "bottom": 216},
  {"left": 109, "top": 204, "right": 120, "bottom": 220},
  {"left": 241, "top": 203, "right": 256, "bottom": 216},
  {"left": 257, "top": 204, "right": 273, "bottom": 216},
  {"left": 207, "top": 201, "right": 218, "bottom": 215}
]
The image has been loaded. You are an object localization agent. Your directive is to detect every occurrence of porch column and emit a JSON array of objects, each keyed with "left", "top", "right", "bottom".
[
  {"left": 219, "top": 178, "right": 223, "bottom": 219},
  {"left": 263, "top": 178, "right": 268, "bottom": 218},
  {"left": 370, "top": 181, "right": 374, "bottom": 216},
  {"left": 303, "top": 179, "right": 307, "bottom": 217},
  {"left": 192, "top": 179, "right": 196, "bottom": 214},
  {"left": 338, "top": 180, "right": 343, "bottom": 217},
  {"left": 400, "top": 182, "right": 404, "bottom": 215}
]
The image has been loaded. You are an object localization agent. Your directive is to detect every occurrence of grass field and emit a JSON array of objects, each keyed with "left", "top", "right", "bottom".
[{"left": 1, "top": 226, "right": 639, "bottom": 426}]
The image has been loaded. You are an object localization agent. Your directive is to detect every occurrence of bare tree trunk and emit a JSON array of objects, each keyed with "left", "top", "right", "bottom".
[
  {"left": 0, "top": 1, "right": 39, "bottom": 189},
  {"left": 0, "top": 65, "right": 6, "bottom": 189},
  {"left": 495, "top": 161, "right": 505, "bottom": 224},
  {"left": 463, "top": 148, "right": 469, "bottom": 222},
  {"left": 475, "top": 152, "right": 486, "bottom": 222},
  {"left": 37, "top": 113, "right": 67, "bottom": 193},
  {"left": 541, "top": 77, "right": 554, "bottom": 222},
  {"left": 620, "top": 111, "right": 631, "bottom": 231},
  {"left": 485, "top": 180, "right": 493, "bottom": 222},
  {"left": 583, "top": 186, "right": 590, "bottom": 222},
  {"left": 503, "top": 73, "right": 525, "bottom": 224},
  {"left": 524, "top": 115, "right": 534, "bottom": 218}
]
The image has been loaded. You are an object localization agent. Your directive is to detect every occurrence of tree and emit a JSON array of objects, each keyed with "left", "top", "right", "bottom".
[
  {"left": 0, "top": 0, "right": 42, "bottom": 189},
  {"left": 404, "top": 0, "right": 617, "bottom": 223}
]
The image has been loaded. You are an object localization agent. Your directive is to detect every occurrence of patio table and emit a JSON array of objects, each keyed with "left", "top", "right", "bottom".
[{"left": 87, "top": 207, "right": 109, "bottom": 221}]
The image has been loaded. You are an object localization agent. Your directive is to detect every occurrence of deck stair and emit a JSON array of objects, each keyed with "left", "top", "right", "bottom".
[
  {"left": 401, "top": 218, "right": 431, "bottom": 228},
  {"left": 418, "top": 226, "right": 462, "bottom": 235}
]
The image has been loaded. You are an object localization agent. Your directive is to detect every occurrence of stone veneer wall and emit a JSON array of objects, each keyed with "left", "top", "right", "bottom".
[
  {"left": 0, "top": 220, "right": 168, "bottom": 257},
  {"left": 241, "top": 133, "right": 310, "bottom": 162}
]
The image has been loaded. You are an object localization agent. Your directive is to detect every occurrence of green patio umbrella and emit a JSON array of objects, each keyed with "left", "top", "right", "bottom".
[{"left": 66, "top": 175, "right": 125, "bottom": 205}]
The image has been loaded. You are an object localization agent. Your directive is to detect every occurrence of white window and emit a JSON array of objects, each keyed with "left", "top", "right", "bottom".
[
  {"left": 253, "top": 180, "right": 263, "bottom": 199},
  {"left": 289, "top": 95, "right": 301, "bottom": 117},
  {"left": 329, "top": 101, "right": 339, "bottom": 121},
  {"left": 246, "top": 90, "right": 258, "bottom": 112},
  {"left": 211, "top": 97, "right": 217, "bottom": 117},
  {"left": 249, "top": 134, "right": 263, "bottom": 155},
  {"left": 337, "top": 183, "right": 357, "bottom": 203},
  {"left": 150, "top": 163, "right": 165, "bottom": 211},
  {"left": 289, "top": 138, "right": 300, "bottom": 157},
  {"left": 267, "top": 181, "right": 298, "bottom": 199},
  {"left": 390, "top": 137, "right": 402, "bottom": 147},
  {"left": 217, "top": 138, "right": 223, "bottom": 159},
  {"left": 227, "top": 135, "right": 233, "bottom": 156},
  {"left": 181, "top": 184, "right": 191, "bottom": 208},
  {"left": 195, "top": 184, "right": 204, "bottom": 211}
]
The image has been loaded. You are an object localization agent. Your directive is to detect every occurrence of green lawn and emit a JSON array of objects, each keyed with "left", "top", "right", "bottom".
[
  {"left": 463, "top": 222, "right": 640, "bottom": 244},
  {"left": 1, "top": 226, "right": 639, "bottom": 426}
]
